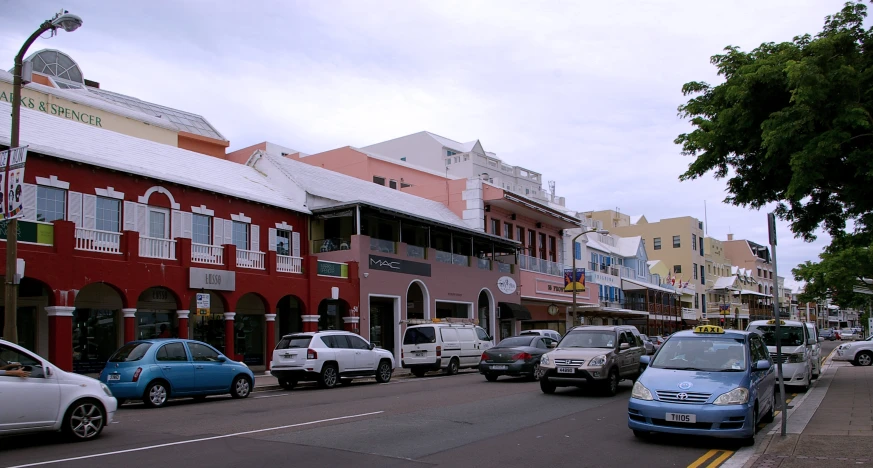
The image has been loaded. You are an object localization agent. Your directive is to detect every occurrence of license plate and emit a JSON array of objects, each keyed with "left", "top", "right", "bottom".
[
  {"left": 666, "top": 413, "right": 696, "bottom": 423},
  {"left": 491, "top": 365, "right": 507, "bottom": 370},
  {"left": 108, "top": 374, "right": 120, "bottom": 381},
  {"left": 557, "top": 367, "right": 575, "bottom": 374},
  {"left": 414, "top": 351, "right": 426, "bottom": 356}
]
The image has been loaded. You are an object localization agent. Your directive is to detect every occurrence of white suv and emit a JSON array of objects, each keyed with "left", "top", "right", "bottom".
[{"left": 270, "top": 331, "right": 395, "bottom": 390}]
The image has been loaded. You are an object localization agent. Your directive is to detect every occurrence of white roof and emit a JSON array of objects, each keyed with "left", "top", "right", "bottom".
[
  {"left": 351, "top": 147, "right": 463, "bottom": 179},
  {"left": 425, "top": 132, "right": 478, "bottom": 153},
  {"left": 711, "top": 276, "right": 736, "bottom": 290},
  {"left": 629, "top": 215, "right": 644, "bottom": 225},
  {"left": 0, "top": 102, "right": 307, "bottom": 213},
  {"left": 585, "top": 234, "right": 641, "bottom": 258}
]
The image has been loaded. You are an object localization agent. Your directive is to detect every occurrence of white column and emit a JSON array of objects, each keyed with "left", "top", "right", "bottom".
[
  {"left": 45, "top": 306, "right": 75, "bottom": 317},
  {"left": 301, "top": 315, "right": 320, "bottom": 323},
  {"left": 265, "top": 313, "right": 277, "bottom": 322},
  {"left": 121, "top": 308, "right": 137, "bottom": 319},
  {"left": 224, "top": 312, "right": 236, "bottom": 321},
  {"left": 177, "top": 310, "right": 190, "bottom": 320}
]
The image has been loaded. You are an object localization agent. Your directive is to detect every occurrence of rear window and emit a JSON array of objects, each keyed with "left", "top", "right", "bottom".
[
  {"left": 497, "top": 337, "right": 535, "bottom": 347},
  {"left": 404, "top": 327, "right": 436, "bottom": 345},
  {"left": 109, "top": 342, "right": 152, "bottom": 362},
  {"left": 276, "top": 336, "right": 312, "bottom": 349}
]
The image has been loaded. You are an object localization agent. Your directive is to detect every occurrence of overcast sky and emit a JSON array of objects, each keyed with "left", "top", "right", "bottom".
[{"left": 1, "top": 0, "right": 852, "bottom": 291}]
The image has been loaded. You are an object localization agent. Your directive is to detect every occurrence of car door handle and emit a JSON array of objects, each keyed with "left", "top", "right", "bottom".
[
  {"left": 196, "top": 366, "right": 204, "bottom": 370},
  {"left": 162, "top": 366, "right": 171, "bottom": 370}
]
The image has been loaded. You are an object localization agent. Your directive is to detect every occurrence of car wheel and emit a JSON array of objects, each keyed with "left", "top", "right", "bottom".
[
  {"left": 540, "top": 378, "right": 556, "bottom": 394},
  {"left": 602, "top": 369, "right": 620, "bottom": 397},
  {"left": 375, "top": 360, "right": 393, "bottom": 383},
  {"left": 412, "top": 369, "right": 427, "bottom": 378},
  {"left": 530, "top": 363, "right": 541, "bottom": 381},
  {"left": 856, "top": 351, "right": 873, "bottom": 367},
  {"left": 231, "top": 375, "right": 252, "bottom": 399},
  {"left": 318, "top": 364, "right": 339, "bottom": 389},
  {"left": 742, "top": 407, "right": 758, "bottom": 447},
  {"left": 63, "top": 399, "right": 106, "bottom": 441},
  {"left": 143, "top": 381, "right": 169, "bottom": 408},
  {"left": 279, "top": 379, "right": 297, "bottom": 390},
  {"left": 445, "top": 358, "right": 459, "bottom": 376},
  {"left": 485, "top": 373, "right": 499, "bottom": 382}
]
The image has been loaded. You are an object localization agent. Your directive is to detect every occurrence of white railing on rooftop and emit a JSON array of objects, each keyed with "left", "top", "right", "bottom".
[
  {"left": 192, "top": 243, "right": 224, "bottom": 265},
  {"left": 75, "top": 228, "right": 121, "bottom": 254},
  {"left": 518, "top": 254, "right": 562, "bottom": 277},
  {"left": 236, "top": 249, "right": 265, "bottom": 270},
  {"left": 277, "top": 255, "right": 303, "bottom": 274},
  {"left": 140, "top": 236, "right": 176, "bottom": 260}
]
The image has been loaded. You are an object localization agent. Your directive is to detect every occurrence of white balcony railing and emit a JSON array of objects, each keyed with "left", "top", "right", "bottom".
[
  {"left": 192, "top": 243, "right": 224, "bottom": 265},
  {"left": 236, "top": 249, "right": 265, "bottom": 270},
  {"left": 277, "top": 255, "right": 303, "bottom": 274},
  {"left": 75, "top": 228, "right": 121, "bottom": 254},
  {"left": 518, "top": 254, "right": 562, "bottom": 277},
  {"left": 140, "top": 236, "right": 176, "bottom": 260}
]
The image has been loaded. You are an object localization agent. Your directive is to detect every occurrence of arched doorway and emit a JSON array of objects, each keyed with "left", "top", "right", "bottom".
[
  {"left": 406, "top": 281, "right": 428, "bottom": 320},
  {"left": 136, "top": 287, "right": 180, "bottom": 341},
  {"left": 318, "top": 299, "right": 348, "bottom": 331},
  {"left": 277, "top": 295, "right": 304, "bottom": 338},
  {"left": 0, "top": 277, "right": 52, "bottom": 355},
  {"left": 73, "top": 283, "right": 124, "bottom": 374},
  {"left": 235, "top": 293, "right": 266, "bottom": 366},
  {"left": 190, "top": 291, "right": 226, "bottom": 353},
  {"left": 477, "top": 289, "right": 494, "bottom": 339}
]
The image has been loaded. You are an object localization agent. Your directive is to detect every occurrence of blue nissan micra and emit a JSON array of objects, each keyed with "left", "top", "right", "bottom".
[
  {"left": 99, "top": 339, "right": 255, "bottom": 408},
  {"left": 628, "top": 326, "right": 776, "bottom": 445}
]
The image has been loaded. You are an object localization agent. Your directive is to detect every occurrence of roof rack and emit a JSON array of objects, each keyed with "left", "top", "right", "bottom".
[{"left": 401, "top": 317, "right": 480, "bottom": 326}]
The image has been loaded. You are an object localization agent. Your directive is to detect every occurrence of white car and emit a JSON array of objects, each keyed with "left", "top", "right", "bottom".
[
  {"left": 0, "top": 339, "right": 117, "bottom": 441},
  {"left": 841, "top": 328, "right": 860, "bottom": 341},
  {"left": 270, "top": 331, "right": 395, "bottom": 389},
  {"left": 834, "top": 335, "right": 873, "bottom": 366},
  {"left": 747, "top": 319, "right": 813, "bottom": 390}
]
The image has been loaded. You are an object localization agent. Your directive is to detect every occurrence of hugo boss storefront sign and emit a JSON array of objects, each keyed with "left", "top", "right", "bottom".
[
  {"left": 368, "top": 255, "right": 431, "bottom": 277},
  {"left": 189, "top": 267, "right": 236, "bottom": 291}
]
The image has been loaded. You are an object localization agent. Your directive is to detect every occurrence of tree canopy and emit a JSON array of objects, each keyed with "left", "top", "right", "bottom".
[
  {"left": 793, "top": 233, "right": 872, "bottom": 306},
  {"left": 676, "top": 1, "right": 873, "bottom": 243}
]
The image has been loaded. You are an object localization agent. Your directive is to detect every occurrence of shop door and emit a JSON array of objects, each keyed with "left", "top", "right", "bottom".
[
  {"left": 500, "top": 320, "right": 513, "bottom": 340},
  {"left": 369, "top": 298, "right": 396, "bottom": 357}
]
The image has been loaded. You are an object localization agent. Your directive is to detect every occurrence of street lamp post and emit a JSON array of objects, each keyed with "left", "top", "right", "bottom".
[
  {"left": 570, "top": 228, "right": 608, "bottom": 330},
  {"left": 3, "top": 11, "right": 82, "bottom": 343}
]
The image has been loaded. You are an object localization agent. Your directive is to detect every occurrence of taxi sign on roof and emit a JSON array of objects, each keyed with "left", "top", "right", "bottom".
[
  {"left": 693, "top": 325, "right": 725, "bottom": 334},
  {"left": 767, "top": 319, "right": 786, "bottom": 325}
]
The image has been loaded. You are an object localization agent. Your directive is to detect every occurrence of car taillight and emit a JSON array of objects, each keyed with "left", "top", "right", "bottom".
[
  {"left": 512, "top": 352, "right": 532, "bottom": 361},
  {"left": 307, "top": 349, "right": 317, "bottom": 360},
  {"left": 481, "top": 352, "right": 489, "bottom": 362},
  {"left": 436, "top": 346, "right": 442, "bottom": 357},
  {"left": 132, "top": 367, "right": 142, "bottom": 382}
]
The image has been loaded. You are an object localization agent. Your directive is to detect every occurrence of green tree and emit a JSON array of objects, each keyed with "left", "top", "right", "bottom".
[
  {"left": 792, "top": 234, "right": 872, "bottom": 307},
  {"left": 676, "top": 1, "right": 873, "bottom": 242}
]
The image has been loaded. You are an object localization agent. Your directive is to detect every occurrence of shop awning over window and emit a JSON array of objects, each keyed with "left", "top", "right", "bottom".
[{"left": 498, "top": 302, "right": 532, "bottom": 320}]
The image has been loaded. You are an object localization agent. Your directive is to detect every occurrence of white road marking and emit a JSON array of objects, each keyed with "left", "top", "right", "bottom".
[
  {"left": 7, "top": 411, "right": 385, "bottom": 468},
  {"left": 253, "top": 393, "right": 289, "bottom": 399}
]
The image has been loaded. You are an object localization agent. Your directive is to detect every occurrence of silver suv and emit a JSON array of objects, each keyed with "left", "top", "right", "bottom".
[{"left": 539, "top": 325, "right": 645, "bottom": 396}]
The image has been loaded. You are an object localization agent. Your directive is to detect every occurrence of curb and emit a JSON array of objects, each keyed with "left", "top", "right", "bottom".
[{"left": 252, "top": 368, "right": 478, "bottom": 392}]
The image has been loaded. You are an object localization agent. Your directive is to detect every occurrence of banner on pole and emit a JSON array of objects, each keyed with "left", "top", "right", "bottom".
[
  {"left": 0, "top": 147, "right": 28, "bottom": 221},
  {"left": 564, "top": 268, "right": 586, "bottom": 292}
]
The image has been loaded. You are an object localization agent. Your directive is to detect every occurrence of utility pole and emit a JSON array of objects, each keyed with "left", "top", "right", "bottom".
[{"left": 769, "top": 213, "right": 787, "bottom": 437}]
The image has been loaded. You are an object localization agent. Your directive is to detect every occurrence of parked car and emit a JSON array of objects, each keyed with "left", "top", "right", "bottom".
[
  {"left": 747, "top": 319, "right": 813, "bottom": 391},
  {"left": 271, "top": 331, "right": 394, "bottom": 389},
  {"left": 519, "top": 329, "right": 562, "bottom": 342},
  {"left": 819, "top": 329, "right": 836, "bottom": 341},
  {"left": 538, "top": 325, "right": 645, "bottom": 396},
  {"left": 1, "top": 339, "right": 117, "bottom": 440},
  {"left": 841, "top": 328, "right": 859, "bottom": 341},
  {"left": 100, "top": 339, "right": 254, "bottom": 407},
  {"left": 401, "top": 319, "right": 493, "bottom": 377},
  {"left": 639, "top": 335, "right": 655, "bottom": 355},
  {"left": 834, "top": 334, "right": 873, "bottom": 366},
  {"left": 629, "top": 325, "right": 776, "bottom": 446},
  {"left": 479, "top": 335, "right": 557, "bottom": 381},
  {"left": 804, "top": 322, "right": 824, "bottom": 379}
]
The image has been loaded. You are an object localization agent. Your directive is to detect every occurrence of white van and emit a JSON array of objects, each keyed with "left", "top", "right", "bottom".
[
  {"left": 747, "top": 319, "right": 813, "bottom": 390},
  {"left": 804, "top": 322, "right": 824, "bottom": 379},
  {"left": 401, "top": 319, "right": 493, "bottom": 377}
]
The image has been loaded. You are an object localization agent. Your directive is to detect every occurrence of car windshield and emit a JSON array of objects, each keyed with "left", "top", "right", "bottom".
[
  {"left": 497, "top": 337, "right": 535, "bottom": 347},
  {"left": 558, "top": 331, "right": 615, "bottom": 349},
  {"left": 651, "top": 337, "right": 747, "bottom": 371},
  {"left": 276, "top": 336, "right": 312, "bottom": 349},
  {"left": 748, "top": 325, "right": 805, "bottom": 347},
  {"left": 108, "top": 342, "right": 152, "bottom": 362}
]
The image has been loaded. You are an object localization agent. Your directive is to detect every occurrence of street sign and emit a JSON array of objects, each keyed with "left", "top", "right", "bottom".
[{"left": 196, "top": 293, "right": 210, "bottom": 316}]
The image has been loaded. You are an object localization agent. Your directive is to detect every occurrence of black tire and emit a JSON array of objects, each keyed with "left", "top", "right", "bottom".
[
  {"left": 602, "top": 369, "right": 620, "bottom": 397},
  {"left": 540, "top": 378, "right": 556, "bottom": 394},
  {"left": 742, "top": 407, "right": 758, "bottom": 447},
  {"left": 412, "top": 369, "right": 427, "bottom": 378},
  {"left": 143, "top": 380, "right": 170, "bottom": 408},
  {"left": 529, "top": 363, "right": 541, "bottom": 381},
  {"left": 62, "top": 399, "right": 106, "bottom": 441},
  {"left": 231, "top": 375, "right": 252, "bottom": 399},
  {"left": 445, "top": 358, "right": 459, "bottom": 376},
  {"left": 375, "top": 360, "right": 393, "bottom": 383},
  {"left": 856, "top": 351, "right": 873, "bottom": 367},
  {"left": 279, "top": 378, "right": 297, "bottom": 390},
  {"left": 318, "top": 363, "right": 339, "bottom": 389},
  {"left": 485, "top": 373, "right": 499, "bottom": 382}
]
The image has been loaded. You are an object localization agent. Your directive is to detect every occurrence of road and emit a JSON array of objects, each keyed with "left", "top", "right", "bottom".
[{"left": 1, "top": 341, "right": 840, "bottom": 468}]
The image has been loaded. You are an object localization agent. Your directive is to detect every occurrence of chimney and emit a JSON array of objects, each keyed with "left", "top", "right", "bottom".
[{"left": 727, "top": 233, "right": 734, "bottom": 241}]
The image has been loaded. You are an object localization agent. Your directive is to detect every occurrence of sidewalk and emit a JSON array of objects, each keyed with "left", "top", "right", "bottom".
[
  {"left": 253, "top": 366, "right": 418, "bottom": 391},
  {"left": 740, "top": 357, "right": 873, "bottom": 467}
]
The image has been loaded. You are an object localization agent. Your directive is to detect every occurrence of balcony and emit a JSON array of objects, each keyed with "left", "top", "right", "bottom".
[
  {"left": 477, "top": 258, "right": 491, "bottom": 270},
  {"left": 140, "top": 236, "right": 176, "bottom": 260},
  {"left": 74, "top": 228, "right": 121, "bottom": 254},
  {"left": 496, "top": 262, "right": 512, "bottom": 273},
  {"left": 191, "top": 243, "right": 224, "bottom": 265},
  {"left": 277, "top": 255, "right": 303, "bottom": 274},
  {"left": 518, "top": 254, "right": 562, "bottom": 277},
  {"left": 313, "top": 238, "right": 351, "bottom": 253},
  {"left": 236, "top": 249, "right": 265, "bottom": 270},
  {"left": 369, "top": 238, "right": 397, "bottom": 254},
  {"left": 406, "top": 244, "right": 426, "bottom": 259}
]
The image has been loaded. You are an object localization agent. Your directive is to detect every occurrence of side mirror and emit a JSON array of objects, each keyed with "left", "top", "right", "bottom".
[
  {"left": 368, "top": 343, "right": 375, "bottom": 350},
  {"left": 217, "top": 356, "right": 227, "bottom": 363},
  {"left": 620, "top": 343, "right": 630, "bottom": 350},
  {"left": 45, "top": 366, "right": 52, "bottom": 377},
  {"left": 752, "top": 359, "right": 771, "bottom": 371},
  {"left": 548, "top": 342, "right": 557, "bottom": 349},
  {"left": 640, "top": 355, "right": 651, "bottom": 366}
]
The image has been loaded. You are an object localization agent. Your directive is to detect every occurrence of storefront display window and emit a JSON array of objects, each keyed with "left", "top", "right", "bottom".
[
  {"left": 136, "top": 310, "right": 173, "bottom": 340},
  {"left": 235, "top": 314, "right": 263, "bottom": 365},
  {"left": 436, "top": 301, "right": 469, "bottom": 319},
  {"left": 192, "top": 314, "right": 225, "bottom": 354},
  {"left": 73, "top": 309, "right": 117, "bottom": 374}
]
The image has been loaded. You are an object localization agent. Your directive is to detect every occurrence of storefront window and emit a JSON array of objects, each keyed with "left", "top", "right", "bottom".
[
  {"left": 73, "top": 309, "right": 118, "bottom": 374},
  {"left": 318, "top": 301, "right": 343, "bottom": 331},
  {"left": 235, "top": 314, "right": 263, "bottom": 365},
  {"left": 192, "top": 314, "right": 226, "bottom": 354},
  {"left": 136, "top": 310, "right": 173, "bottom": 341},
  {"left": 0, "top": 307, "right": 37, "bottom": 353},
  {"left": 436, "top": 302, "right": 469, "bottom": 319}
]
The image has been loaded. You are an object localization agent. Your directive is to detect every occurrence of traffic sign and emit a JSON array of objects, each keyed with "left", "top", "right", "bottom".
[{"left": 196, "top": 293, "right": 210, "bottom": 316}]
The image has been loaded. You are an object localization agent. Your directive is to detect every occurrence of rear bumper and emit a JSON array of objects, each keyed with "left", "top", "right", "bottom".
[
  {"left": 479, "top": 361, "right": 534, "bottom": 376},
  {"left": 103, "top": 381, "right": 146, "bottom": 399},
  {"left": 778, "top": 362, "right": 810, "bottom": 384},
  {"left": 628, "top": 399, "right": 755, "bottom": 439}
]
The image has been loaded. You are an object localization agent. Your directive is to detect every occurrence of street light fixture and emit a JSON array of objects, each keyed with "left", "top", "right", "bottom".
[
  {"left": 570, "top": 228, "right": 609, "bottom": 330},
  {"left": 3, "top": 10, "right": 83, "bottom": 344}
]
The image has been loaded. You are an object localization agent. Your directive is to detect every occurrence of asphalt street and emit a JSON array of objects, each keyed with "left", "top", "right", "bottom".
[{"left": 0, "top": 366, "right": 771, "bottom": 468}]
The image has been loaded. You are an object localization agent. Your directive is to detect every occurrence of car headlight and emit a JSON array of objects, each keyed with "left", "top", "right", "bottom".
[
  {"left": 100, "top": 382, "right": 113, "bottom": 397},
  {"left": 787, "top": 353, "right": 806, "bottom": 363},
  {"left": 540, "top": 354, "right": 551, "bottom": 366},
  {"left": 713, "top": 387, "right": 749, "bottom": 405},
  {"left": 631, "top": 381, "right": 653, "bottom": 401},
  {"left": 588, "top": 355, "right": 607, "bottom": 367}
]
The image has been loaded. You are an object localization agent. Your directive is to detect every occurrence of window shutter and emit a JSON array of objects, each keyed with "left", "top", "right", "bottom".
[
  {"left": 292, "top": 231, "right": 301, "bottom": 257},
  {"left": 181, "top": 212, "right": 193, "bottom": 239},
  {"left": 213, "top": 217, "right": 224, "bottom": 245},
  {"left": 123, "top": 201, "right": 136, "bottom": 231},
  {"left": 268, "top": 228, "right": 277, "bottom": 251},
  {"left": 250, "top": 224, "right": 260, "bottom": 252},
  {"left": 67, "top": 191, "right": 83, "bottom": 226},
  {"left": 82, "top": 194, "right": 97, "bottom": 229},
  {"left": 135, "top": 204, "right": 147, "bottom": 236},
  {"left": 224, "top": 219, "right": 233, "bottom": 246},
  {"left": 21, "top": 183, "right": 37, "bottom": 221},
  {"left": 171, "top": 210, "right": 182, "bottom": 239}
]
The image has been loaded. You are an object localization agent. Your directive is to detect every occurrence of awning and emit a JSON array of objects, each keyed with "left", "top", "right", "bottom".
[
  {"left": 498, "top": 302, "right": 532, "bottom": 320},
  {"left": 709, "top": 276, "right": 737, "bottom": 292},
  {"left": 621, "top": 278, "right": 679, "bottom": 295},
  {"left": 734, "top": 289, "right": 771, "bottom": 298}
]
